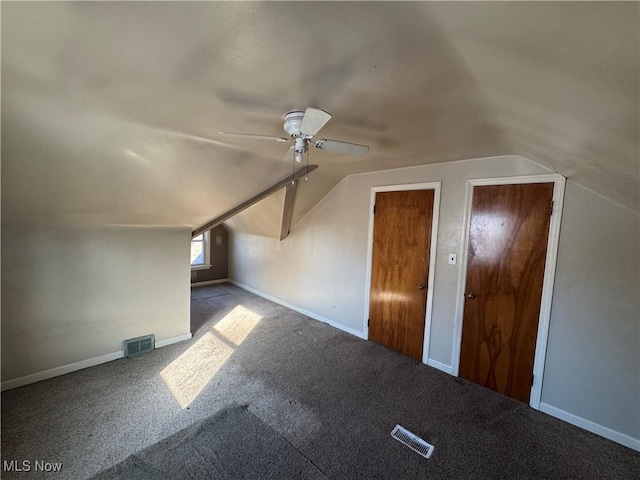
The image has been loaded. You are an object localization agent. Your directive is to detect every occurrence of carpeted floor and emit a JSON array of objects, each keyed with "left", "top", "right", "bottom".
[
  {"left": 91, "top": 405, "right": 328, "bottom": 480},
  {"left": 2, "top": 283, "right": 639, "bottom": 479}
]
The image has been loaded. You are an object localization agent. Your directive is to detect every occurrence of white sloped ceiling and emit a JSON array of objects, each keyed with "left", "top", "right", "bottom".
[{"left": 2, "top": 2, "right": 637, "bottom": 233}]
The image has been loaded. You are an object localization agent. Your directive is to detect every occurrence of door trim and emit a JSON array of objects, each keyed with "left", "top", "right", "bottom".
[
  {"left": 452, "top": 174, "right": 566, "bottom": 409},
  {"left": 363, "top": 182, "right": 441, "bottom": 364}
]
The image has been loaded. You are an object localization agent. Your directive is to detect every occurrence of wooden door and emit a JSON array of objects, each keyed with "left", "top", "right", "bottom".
[
  {"left": 459, "top": 183, "right": 554, "bottom": 403},
  {"left": 369, "top": 190, "right": 434, "bottom": 360}
]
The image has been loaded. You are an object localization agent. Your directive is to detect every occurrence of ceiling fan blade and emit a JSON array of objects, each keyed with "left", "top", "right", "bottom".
[
  {"left": 219, "top": 132, "right": 290, "bottom": 143},
  {"left": 314, "top": 139, "right": 369, "bottom": 157},
  {"left": 150, "top": 128, "right": 250, "bottom": 150},
  {"left": 299, "top": 108, "right": 332, "bottom": 137},
  {"left": 282, "top": 146, "right": 294, "bottom": 162}
]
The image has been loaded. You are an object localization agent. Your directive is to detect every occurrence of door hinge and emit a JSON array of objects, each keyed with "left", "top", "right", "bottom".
[
  {"left": 549, "top": 200, "right": 554, "bottom": 215},
  {"left": 373, "top": 205, "right": 376, "bottom": 214},
  {"left": 367, "top": 319, "right": 370, "bottom": 327},
  {"left": 531, "top": 373, "right": 535, "bottom": 386}
]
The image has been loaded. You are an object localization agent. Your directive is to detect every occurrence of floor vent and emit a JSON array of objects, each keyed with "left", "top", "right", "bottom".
[
  {"left": 123, "top": 334, "right": 155, "bottom": 358},
  {"left": 391, "top": 424, "right": 435, "bottom": 459}
]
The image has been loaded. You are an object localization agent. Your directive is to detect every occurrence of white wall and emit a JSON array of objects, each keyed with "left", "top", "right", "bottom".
[
  {"left": 1, "top": 225, "right": 191, "bottom": 383},
  {"left": 229, "top": 155, "right": 639, "bottom": 446}
]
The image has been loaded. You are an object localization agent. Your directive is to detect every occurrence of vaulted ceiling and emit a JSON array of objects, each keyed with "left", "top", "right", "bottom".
[{"left": 2, "top": 2, "right": 638, "bottom": 232}]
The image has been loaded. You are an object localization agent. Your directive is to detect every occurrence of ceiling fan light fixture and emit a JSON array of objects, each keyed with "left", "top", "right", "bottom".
[{"left": 293, "top": 137, "right": 307, "bottom": 163}]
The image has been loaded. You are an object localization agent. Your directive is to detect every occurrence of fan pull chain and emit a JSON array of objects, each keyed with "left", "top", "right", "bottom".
[
  {"left": 291, "top": 148, "right": 295, "bottom": 185},
  {"left": 305, "top": 149, "right": 309, "bottom": 181}
]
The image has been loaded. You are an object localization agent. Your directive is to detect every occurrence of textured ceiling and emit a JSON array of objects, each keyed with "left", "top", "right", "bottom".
[{"left": 2, "top": 2, "right": 638, "bottom": 232}]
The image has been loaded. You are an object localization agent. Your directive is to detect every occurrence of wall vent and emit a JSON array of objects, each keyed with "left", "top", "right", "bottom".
[
  {"left": 123, "top": 334, "right": 155, "bottom": 358},
  {"left": 391, "top": 424, "right": 435, "bottom": 459}
]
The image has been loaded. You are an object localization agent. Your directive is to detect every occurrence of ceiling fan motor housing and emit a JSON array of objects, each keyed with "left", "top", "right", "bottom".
[{"left": 283, "top": 111, "right": 305, "bottom": 137}]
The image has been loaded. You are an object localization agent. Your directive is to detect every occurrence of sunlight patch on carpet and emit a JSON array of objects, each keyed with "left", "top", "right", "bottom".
[
  {"left": 161, "top": 305, "right": 262, "bottom": 408},
  {"left": 213, "top": 305, "right": 262, "bottom": 346}
]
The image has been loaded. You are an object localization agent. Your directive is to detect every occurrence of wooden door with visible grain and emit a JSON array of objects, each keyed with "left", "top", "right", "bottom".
[
  {"left": 368, "top": 190, "right": 434, "bottom": 360},
  {"left": 459, "top": 183, "right": 554, "bottom": 403}
]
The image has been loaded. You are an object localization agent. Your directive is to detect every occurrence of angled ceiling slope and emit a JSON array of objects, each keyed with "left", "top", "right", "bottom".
[{"left": 1, "top": 2, "right": 637, "bottom": 233}]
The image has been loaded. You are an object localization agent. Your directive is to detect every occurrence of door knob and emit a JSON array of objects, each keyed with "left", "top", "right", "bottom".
[
  {"left": 466, "top": 293, "right": 476, "bottom": 299},
  {"left": 418, "top": 284, "right": 426, "bottom": 290}
]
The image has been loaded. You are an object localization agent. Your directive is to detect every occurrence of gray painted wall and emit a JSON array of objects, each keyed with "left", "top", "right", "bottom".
[
  {"left": 229, "top": 155, "right": 639, "bottom": 443},
  {"left": 1, "top": 225, "right": 192, "bottom": 381},
  {"left": 191, "top": 225, "right": 229, "bottom": 284},
  {"left": 230, "top": 155, "right": 549, "bottom": 362},
  {"left": 542, "top": 182, "right": 639, "bottom": 439}
]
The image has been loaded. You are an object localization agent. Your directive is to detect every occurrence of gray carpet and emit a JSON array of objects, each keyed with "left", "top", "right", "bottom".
[
  {"left": 91, "top": 405, "right": 327, "bottom": 480},
  {"left": 2, "top": 283, "right": 639, "bottom": 479}
]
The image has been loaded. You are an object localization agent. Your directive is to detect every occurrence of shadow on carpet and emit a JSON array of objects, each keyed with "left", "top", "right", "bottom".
[{"left": 91, "top": 405, "right": 328, "bottom": 480}]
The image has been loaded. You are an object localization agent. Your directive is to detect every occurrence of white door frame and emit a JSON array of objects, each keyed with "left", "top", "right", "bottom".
[
  {"left": 451, "top": 173, "right": 566, "bottom": 409},
  {"left": 363, "top": 182, "right": 441, "bottom": 365}
]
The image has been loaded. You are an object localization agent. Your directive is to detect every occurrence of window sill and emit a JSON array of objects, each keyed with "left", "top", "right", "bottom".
[{"left": 191, "top": 264, "right": 211, "bottom": 271}]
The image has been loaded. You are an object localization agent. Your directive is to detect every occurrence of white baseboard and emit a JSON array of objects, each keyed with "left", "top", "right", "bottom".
[
  {"left": 230, "top": 280, "right": 366, "bottom": 340},
  {"left": 427, "top": 359, "right": 453, "bottom": 375},
  {"left": 155, "top": 332, "right": 193, "bottom": 349},
  {"left": 191, "top": 278, "right": 230, "bottom": 287},
  {"left": 1, "top": 332, "right": 192, "bottom": 392},
  {"left": 1, "top": 351, "right": 124, "bottom": 392},
  {"left": 539, "top": 402, "right": 640, "bottom": 451}
]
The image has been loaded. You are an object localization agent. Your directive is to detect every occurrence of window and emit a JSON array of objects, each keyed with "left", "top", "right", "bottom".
[{"left": 191, "top": 232, "right": 210, "bottom": 270}]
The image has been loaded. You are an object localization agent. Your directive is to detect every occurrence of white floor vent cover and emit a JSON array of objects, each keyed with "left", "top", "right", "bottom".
[{"left": 391, "top": 425, "right": 435, "bottom": 459}]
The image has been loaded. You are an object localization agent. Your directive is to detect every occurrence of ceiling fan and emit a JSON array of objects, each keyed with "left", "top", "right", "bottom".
[{"left": 219, "top": 108, "right": 369, "bottom": 163}]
